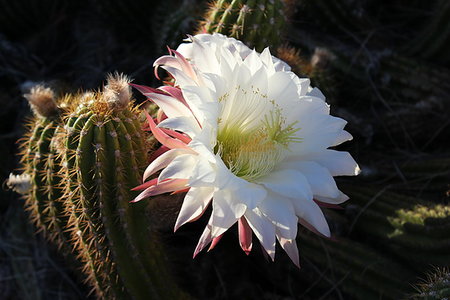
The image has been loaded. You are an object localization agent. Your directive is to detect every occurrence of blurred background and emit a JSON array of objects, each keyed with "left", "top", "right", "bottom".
[{"left": 1, "top": 0, "right": 449, "bottom": 299}]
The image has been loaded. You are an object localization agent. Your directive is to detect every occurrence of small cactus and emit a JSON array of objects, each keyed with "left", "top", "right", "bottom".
[
  {"left": 10, "top": 75, "right": 186, "bottom": 299},
  {"left": 199, "top": 0, "right": 288, "bottom": 51},
  {"left": 412, "top": 268, "right": 450, "bottom": 300}
]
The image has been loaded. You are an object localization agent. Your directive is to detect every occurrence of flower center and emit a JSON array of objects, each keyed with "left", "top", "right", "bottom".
[{"left": 215, "top": 87, "right": 301, "bottom": 181}]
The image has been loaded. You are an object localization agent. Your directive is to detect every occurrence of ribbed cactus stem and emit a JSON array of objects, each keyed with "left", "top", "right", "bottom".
[
  {"left": 298, "top": 230, "right": 415, "bottom": 300},
  {"left": 345, "top": 185, "right": 450, "bottom": 266},
  {"left": 11, "top": 74, "right": 187, "bottom": 299},
  {"left": 201, "top": 0, "right": 287, "bottom": 51}
]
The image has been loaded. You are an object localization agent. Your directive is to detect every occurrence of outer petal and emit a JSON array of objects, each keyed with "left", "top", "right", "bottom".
[
  {"left": 314, "top": 190, "right": 349, "bottom": 205},
  {"left": 304, "top": 150, "right": 361, "bottom": 177},
  {"left": 280, "top": 161, "right": 340, "bottom": 199},
  {"left": 143, "top": 148, "right": 194, "bottom": 181},
  {"left": 277, "top": 236, "right": 300, "bottom": 268},
  {"left": 143, "top": 92, "right": 193, "bottom": 119},
  {"left": 210, "top": 189, "right": 246, "bottom": 237},
  {"left": 158, "top": 116, "right": 201, "bottom": 140},
  {"left": 158, "top": 154, "right": 197, "bottom": 181},
  {"left": 259, "top": 194, "right": 298, "bottom": 240},
  {"left": 174, "top": 186, "right": 214, "bottom": 231},
  {"left": 238, "top": 217, "right": 253, "bottom": 255},
  {"left": 193, "top": 221, "right": 213, "bottom": 258},
  {"left": 244, "top": 208, "right": 276, "bottom": 260},
  {"left": 132, "top": 179, "right": 188, "bottom": 203},
  {"left": 291, "top": 197, "right": 331, "bottom": 237}
]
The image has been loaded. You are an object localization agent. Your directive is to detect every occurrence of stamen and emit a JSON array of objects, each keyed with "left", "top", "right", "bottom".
[{"left": 215, "top": 86, "right": 302, "bottom": 181}]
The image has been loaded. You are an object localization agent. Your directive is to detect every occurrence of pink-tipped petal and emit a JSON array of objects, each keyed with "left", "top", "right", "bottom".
[
  {"left": 148, "top": 145, "right": 170, "bottom": 163},
  {"left": 159, "top": 86, "right": 189, "bottom": 108},
  {"left": 208, "top": 234, "right": 223, "bottom": 251},
  {"left": 131, "top": 179, "right": 188, "bottom": 203},
  {"left": 298, "top": 218, "right": 331, "bottom": 239},
  {"left": 143, "top": 92, "right": 193, "bottom": 119},
  {"left": 313, "top": 199, "right": 343, "bottom": 209},
  {"left": 193, "top": 224, "right": 213, "bottom": 258},
  {"left": 171, "top": 49, "right": 198, "bottom": 81},
  {"left": 130, "top": 83, "right": 166, "bottom": 96},
  {"left": 160, "top": 128, "right": 191, "bottom": 144},
  {"left": 238, "top": 217, "right": 253, "bottom": 255},
  {"left": 143, "top": 148, "right": 193, "bottom": 181},
  {"left": 156, "top": 109, "right": 166, "bottom": 124},
  {"left": 132, "top": 178, "right": 158, "bottom": 191},
  {"left": 144, "top": 111, "right": 189, "bottom": 150}
]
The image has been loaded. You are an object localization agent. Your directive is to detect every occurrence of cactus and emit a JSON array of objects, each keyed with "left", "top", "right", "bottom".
[
  {"left": 406, "top": 0, "right": 450, "bottom": 64},
  {"left": 15, "top": 85, "right": 71, "bottom": 251},
  {"left": 199, "top": 0, "right": 287, "bottom": 51},
  {"left": 344, "top": 185, "right": 450, "bottom": 267},
  {"left": 411, "top": 268, "right": 450, "bottom": 299},
  {"left": 9, "top": 75, "right": 186, "bottom": 299},
  {"left": 298, "top": 229, "right": 416, "bottom": 300}
]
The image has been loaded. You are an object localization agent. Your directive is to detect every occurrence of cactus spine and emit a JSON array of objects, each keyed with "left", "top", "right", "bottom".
[
  {"left": 412, "top": 268, "right": 450, "bottom": 300},
  {"left": 200, "top": 0, "right": 287, "bottom": 51},
  {"left": 11, "top": 75, "right": 186, "bottom": 299}
]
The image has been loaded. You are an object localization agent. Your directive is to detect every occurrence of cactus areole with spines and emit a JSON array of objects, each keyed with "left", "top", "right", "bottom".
[
  {"left": 200, "top": 0, "right": 287, "bottom": 51},
  {"left": 10, "top": 74, "right": 186, "bottom": 300}
]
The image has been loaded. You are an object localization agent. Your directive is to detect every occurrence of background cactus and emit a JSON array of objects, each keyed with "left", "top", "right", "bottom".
[
  {"left": 411, "top": 268, "right": 450, "bottom": 300},
  {"left": 200, "top": 0, "right": 288, "bottom": 51}
]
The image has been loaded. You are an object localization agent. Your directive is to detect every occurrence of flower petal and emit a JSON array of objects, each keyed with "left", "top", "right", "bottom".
[
  {"left": 158, "top": 115, "right": 201, "bottom": 139},
  {"left": 131, "top": 179, "right": 188, "bottom": 203},
  {"left": 292, "top": 198, "right": 330, "bottom": 237},
  {"left": 144, "top": 111, "right": 191, "bottom": 150},
  {"left": 258, "top": 169, "right": 313, "bottom": 201},
  {"left": 259, "top": 194, "right": 298, "bottom": 240},
  {"left": 210, "top": 189, "right": 245, "bottom": 237},
  {"left": 238, "top": 217, "right": 253, "bottom": 255},
  {"left": 143, "top": 148, "right": 194, "bottom": 181},
  {"left": 244, "top": 209, "right": 276, "bottom": 260},
  {"left": 281, "top": 161, "right": 340, "bottom": 199},
  {"left": 174, "top": 186, "right": 214, "bottom": 231},
  {"left": 306, "top": 150, "right": 361, "bottom": 177},
  {"left": 277, "top": 236, "right": 300, "bottom": 268},
  {"left": 158, "top": 154, "right": 197, "bottom": 181}
]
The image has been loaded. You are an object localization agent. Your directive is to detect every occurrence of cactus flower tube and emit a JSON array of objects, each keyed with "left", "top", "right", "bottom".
[{"left": 133, "top": 33, "right": 360, "bottom": 267}]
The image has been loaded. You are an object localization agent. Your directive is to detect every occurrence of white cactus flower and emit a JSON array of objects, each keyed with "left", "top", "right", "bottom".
[{"left": 132, "top": 33, "right": 360, "bottom": 267}]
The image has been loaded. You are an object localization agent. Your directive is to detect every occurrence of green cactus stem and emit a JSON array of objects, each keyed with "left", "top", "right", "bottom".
[
  {"left": 298, "top": 229, "right": 415, "bottom": 300},
  {"left": 344, "top": 185, "right": 450, "bottom": 267},
  {"left": 10, "top": 75, "right": 187, "bottom": 300},
  {"left": 14, "top": 85, "right": 72, "bottom": 251},
  {"left": 200, "top": 0, "right": 287, "bottom": 51}
]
